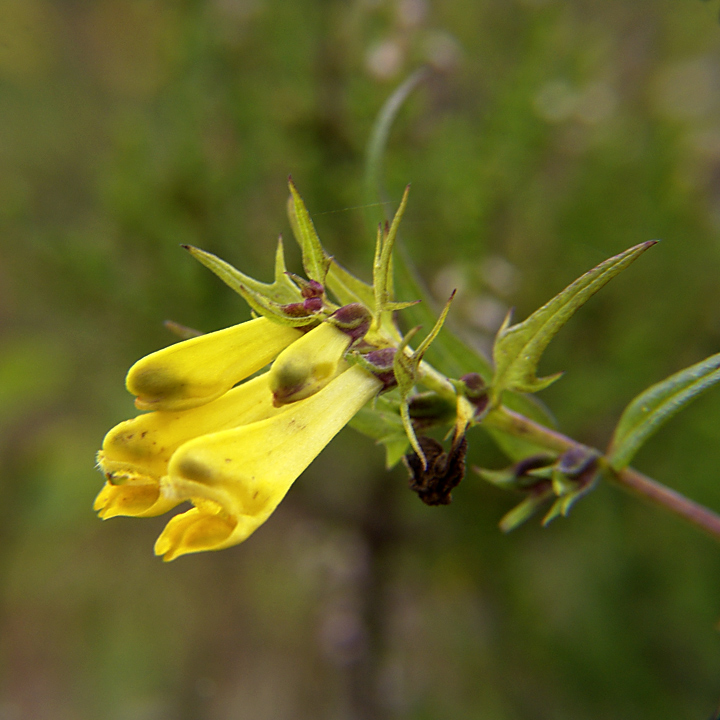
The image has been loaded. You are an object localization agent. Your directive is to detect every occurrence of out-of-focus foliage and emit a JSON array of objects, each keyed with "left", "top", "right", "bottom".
[{"left": 1, "top": 1, "right": 719, "bottom": 718}]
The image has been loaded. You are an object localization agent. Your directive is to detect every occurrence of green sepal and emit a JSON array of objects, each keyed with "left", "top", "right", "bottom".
[
  {"left": 607, "top": 351, "right": 720, "bottom": 471},
  {"left": 394, "top": 328, "right": 425, "bottom": 463},
  {"left": 542, "top": 448, "right": 601, "bottom": 524},
  {"left": 491, "top": 241, "right": 657, "bottom": 402},
  {"left": 499, "top": 490, "right": 554, "bottom": 533},
  {"left": 325, "top": 259, "right": 404, "bottom": 344},
  {"left": 541, "top": 473, "right": 598, "bottom": 526},
  {"left": 394, "top": 293, "right": 456, "bottom": 467},
  {"left": 373, "top": 185, "right": 410, "bottom": 315},
  {"left": 184, "top": 244, "right": 319, "bottom": 327},
  {"left": 184, "top": 240, "right": 300, "bottom": 304},
  {"left": 287, "top": 178, "right": 332, "bottom": 283},
  {"left": 475, "top": 466, "right": 520, "bottom": 490}
]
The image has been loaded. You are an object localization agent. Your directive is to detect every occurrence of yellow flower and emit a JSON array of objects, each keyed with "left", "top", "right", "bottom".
[
  {"left": 269, "top": 322, "right": 352, "bottom": 405},
  {"left": 154, "top": 364, "right": 382, "bottom": 561},
  {"left": 95, "top": 371, "right": 291, "bottom": 519},
  {"left": 126, "top": 317, "right": 302, "bottom": 412}
]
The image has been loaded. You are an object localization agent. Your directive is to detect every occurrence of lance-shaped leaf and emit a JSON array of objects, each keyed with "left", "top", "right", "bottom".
[
  {"left": 608, "top": 352, "right": 720, "bottom": 471},
  {"left": 184, "top": 241, "right": 300, "bottom": 304},
  {"left": 491, "top": 241, "right": 656, "bottom": 401},
  {"left": 184, "top": 244, "right": 317, "bottom": 327},
  {"left": 287, "top": 178, "right": 332, "bottom": 283}
]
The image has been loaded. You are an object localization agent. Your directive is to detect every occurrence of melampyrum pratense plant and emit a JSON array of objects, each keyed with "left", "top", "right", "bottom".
[{"left": 95, "top": 178, "right": 720, "bottom": 561}]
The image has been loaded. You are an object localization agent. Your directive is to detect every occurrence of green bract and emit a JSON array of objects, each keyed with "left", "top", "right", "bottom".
[{"left": 491, "top": 241, "right": 656, "bottom": 402}]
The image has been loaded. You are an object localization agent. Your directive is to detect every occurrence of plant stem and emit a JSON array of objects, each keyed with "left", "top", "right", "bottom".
[
  {"left": 613, "top": 465, "right": 720, "bottom": 541},
  {"left": 483, "top": 406, "right": 720, "bottom": 542}
]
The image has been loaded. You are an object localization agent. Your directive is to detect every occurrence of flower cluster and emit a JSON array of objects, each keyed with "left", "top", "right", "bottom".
[
  {"left": 95, "top": 180, "right": 464, "bottom": 559},
  {"left": 96, "top": 315, "right": 383, "bottom": 560}
]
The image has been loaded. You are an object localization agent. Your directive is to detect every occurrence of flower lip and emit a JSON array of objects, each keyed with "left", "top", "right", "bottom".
[
  {"left": 95, "top": 371, "right": 290, "bottom": 519},
  {"left": 126, "top": 317, "right": 302, "bottom": 412}
]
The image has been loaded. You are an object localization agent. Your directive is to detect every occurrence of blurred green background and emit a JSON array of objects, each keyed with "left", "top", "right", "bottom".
[{"left": 1, "top": 0, "right": 720, "bottom": 718}]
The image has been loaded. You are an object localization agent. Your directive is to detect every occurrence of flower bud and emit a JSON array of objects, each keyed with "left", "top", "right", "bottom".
[
  {"left": 327, "top": 303, "right": 372, "bottom": 344},
  {"left": 361, "top": 347, "right": 397, "bottom": 390},
  {"left": 269, "top": 322, "right": 353, "bottom": 406},
  {"left": 460, "top": 373, "right": 488, "bottom": 416}
]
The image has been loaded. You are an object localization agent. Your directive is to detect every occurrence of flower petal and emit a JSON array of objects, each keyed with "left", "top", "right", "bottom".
[
  {"left": 126, "top": 317, "right": 302, "bottom": 411},
  {"left": 93, "top": 481, "right": 178, "bottom": 519}
]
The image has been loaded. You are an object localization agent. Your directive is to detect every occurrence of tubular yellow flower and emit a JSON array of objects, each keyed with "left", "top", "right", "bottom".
[
  {"left": 269, "top": 303, "right": 372, "bottom": 406},
  {"left": 269, "top": 322, "right": 352, "bottom": 405},
  {"left": 95, "top": 372, "right": 291, "bottom": 519},
  {"left": 126, "top": 317, "right": 302, "bottom": 412},
  {"left": 154, "top": 364, "right": 383, "bottom": 561}
]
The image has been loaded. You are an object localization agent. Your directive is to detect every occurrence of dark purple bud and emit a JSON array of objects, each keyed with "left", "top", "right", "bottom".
[
  {"left": 329, "top": 303, "right": 372, "bottom": 344},
  {"left": 512, "top": 454, "right": 556, "bottom": 490},
  {"left": 460, "top": 372, "right": 489, "bottom": 416},
  {"left": 363, "top": 347, "right": 396, "bottom": 390},
  {"left": 282, "top": 302, "right": 313, "bottom": 318},
  {"left": 514, "top": 453, "right": 555, "bottom": 477},
  {"left": 303, "top": 296, "right": 323, "bottom": 313},
  {"left": 286, "top": 273, "right": 325, "bottom": 301},
  {"left": 557, "top": 447, "right": 599, "bottom": 488},
  {"left": 301, "top": 279, "right": 325, "bottom": 299}
]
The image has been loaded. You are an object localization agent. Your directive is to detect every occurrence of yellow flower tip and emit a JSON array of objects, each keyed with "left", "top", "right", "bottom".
[
  {"left": 127, "top": 366, "right": 197, "bottom": 411},
  {"left": 153, "top": 506, "right": 265, "bottom": 561},
  {"left": 125, "top": 318, "right": 303, "bottom": 412},
  {"left": 270, "top": 359, "right": 337, "bottom": 406},
  {"left": 269, "top": 322, "right": 352, "bottom": 406},
  {"left": 93, "top": 481, "right": 175, "bottom": 519}
]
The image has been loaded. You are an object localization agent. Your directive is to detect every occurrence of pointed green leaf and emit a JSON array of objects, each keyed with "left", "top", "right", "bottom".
[
  {"left": 608, "top": 352, "right": 720, "bottom": 471},
  {"left": 499, "top": 490, "right": 553, "bottom": 532},
  {"left": 475, "top": 466, "right": 520, "bottom": 490},
  {"left": 391, "top": 295, "right": 458, "bottom": 468},
  {"left": 184, "top": 244, "right": 316, "bottom": 327},
  {"left": 287, "top": 179, "right": 332, "bottom": 283},
  {"left": 393, "top": 328, "right": 426, "bottom": 463},
  {"left": 184, "top": 242, "right": 301, "bottom": 304},
  {"left": 492, "top": 241, "right": 656, "bottom": 400}
]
